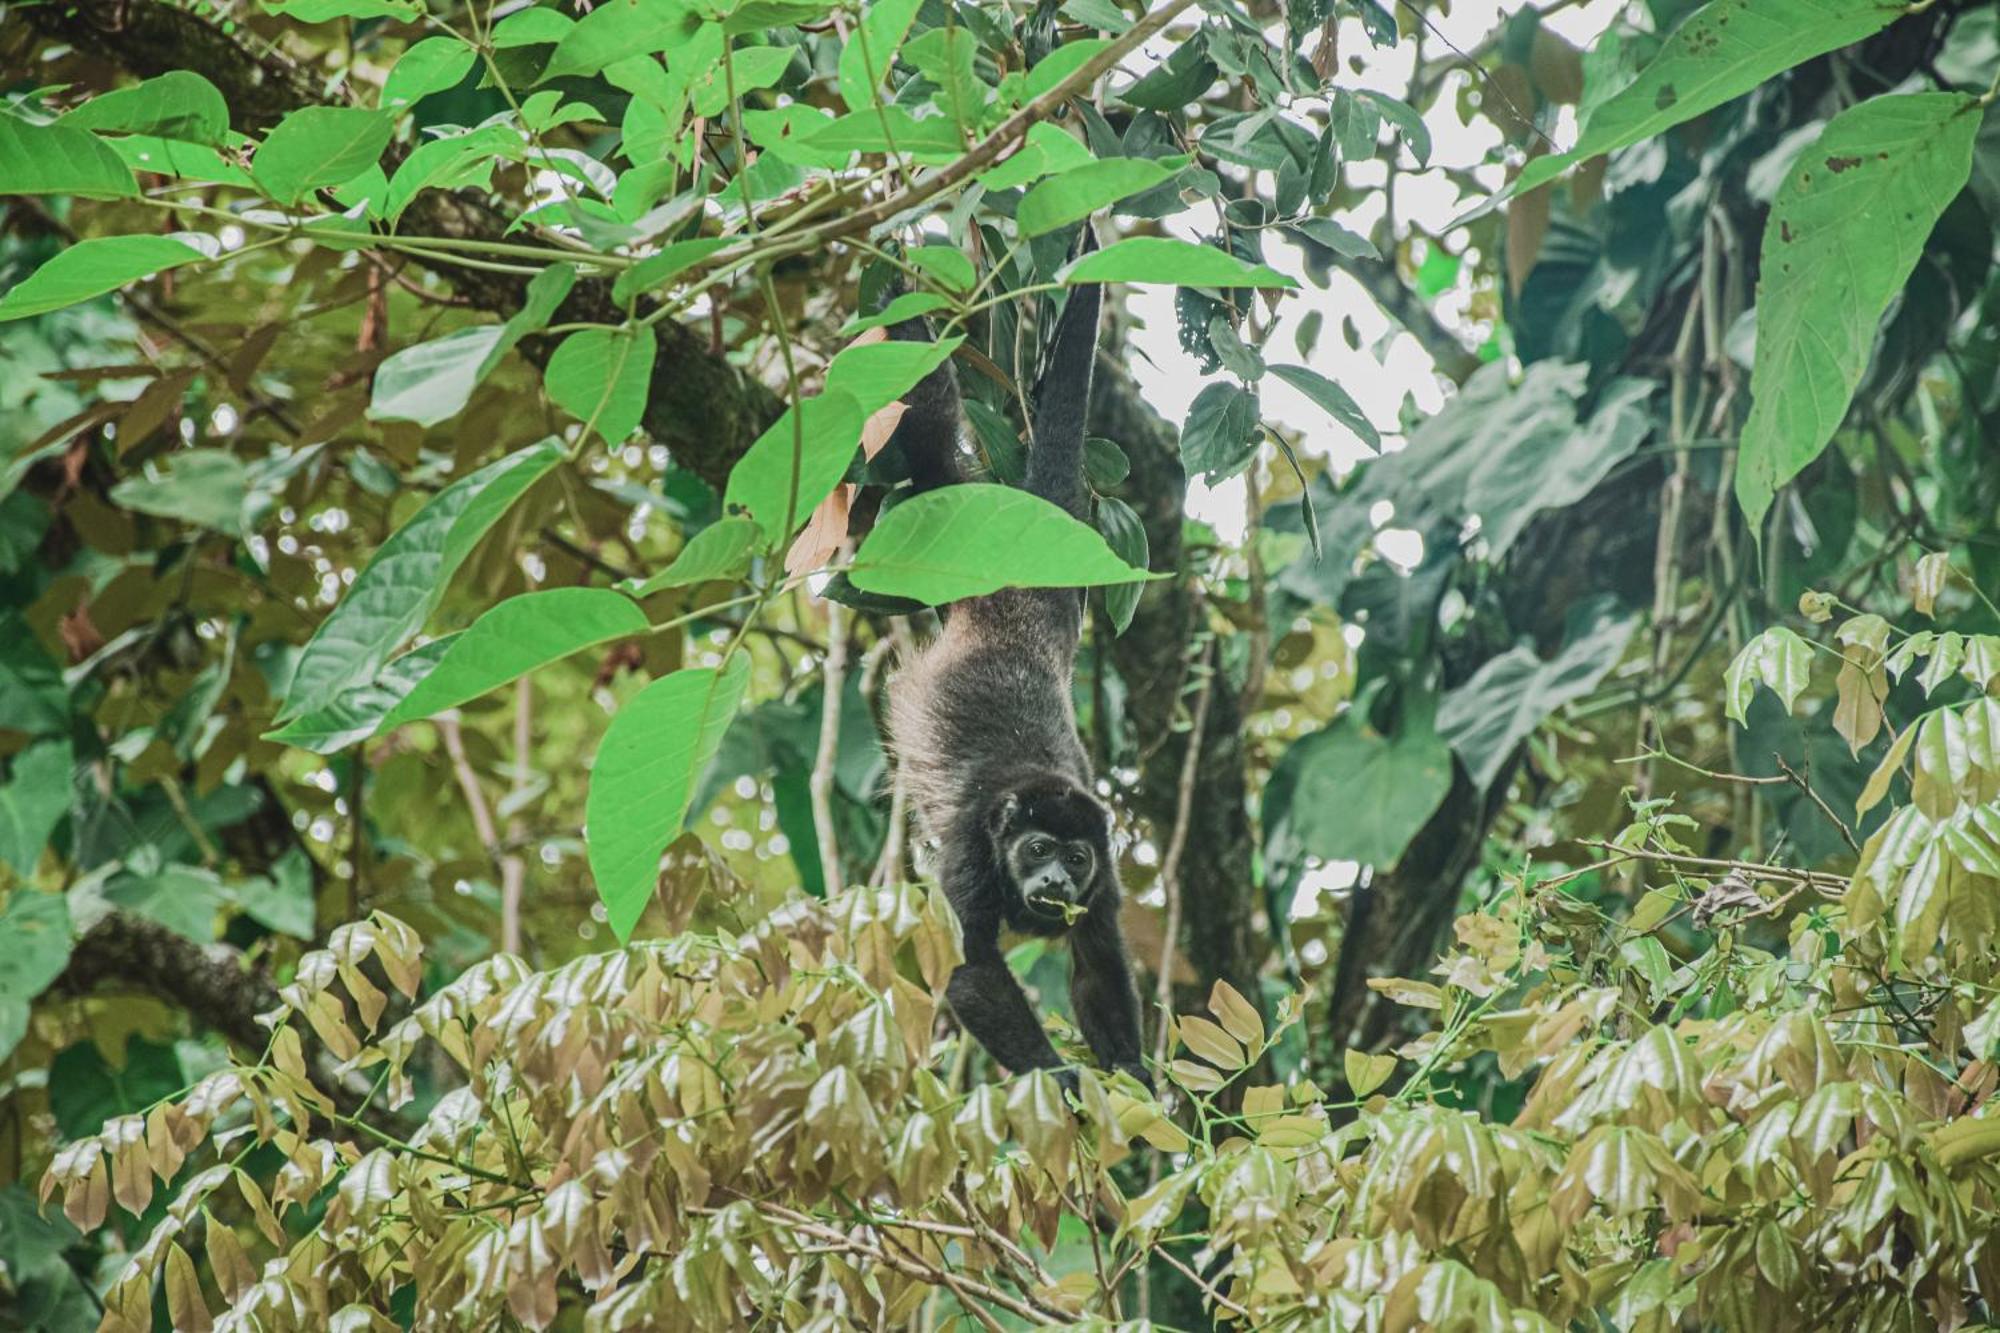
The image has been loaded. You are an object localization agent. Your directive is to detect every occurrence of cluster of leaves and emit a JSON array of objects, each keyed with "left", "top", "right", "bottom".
[{"left": 41, "top": 576, "right": 2000, "bottom": 1328}]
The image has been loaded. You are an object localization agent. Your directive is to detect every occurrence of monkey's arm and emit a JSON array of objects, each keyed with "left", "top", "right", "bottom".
[
  {"left": 1070, "top": 902, "right": 1149, "bottom": 1086},
  {"left": 947, "top": 934, "right": 1067, "bottom": 1077}
]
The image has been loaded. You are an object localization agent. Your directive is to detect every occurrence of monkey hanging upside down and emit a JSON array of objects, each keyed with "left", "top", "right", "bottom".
[{"left": 884, "top": 229, "right": 1151, "bottom": 1093}]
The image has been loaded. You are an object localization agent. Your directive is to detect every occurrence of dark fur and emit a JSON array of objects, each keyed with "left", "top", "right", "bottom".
[{"left": 885, "top": 233, "right": 1148, "bottom": 1088}]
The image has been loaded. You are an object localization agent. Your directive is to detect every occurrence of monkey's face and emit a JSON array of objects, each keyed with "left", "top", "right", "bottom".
[{"left": 1003, "top": 829, "right": 1097, "bottom": 924}]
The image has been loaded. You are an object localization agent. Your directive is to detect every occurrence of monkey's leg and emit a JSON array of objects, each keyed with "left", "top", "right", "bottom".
[
  {"left": 1070, "top": 908, "right": 1150, "bottom": 1088},
  {"left": 947, "top": 942, "right": 1066, "bottom": 1077}
]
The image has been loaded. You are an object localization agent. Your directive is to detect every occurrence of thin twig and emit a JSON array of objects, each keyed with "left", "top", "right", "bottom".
[
  {"left": 501, "top": 678, "right": 531, "bottom": 955},
  {"left": 1576, "top": 840, "right": 1849, "bottom": 894},
  {"left": 437, "top": 717, "right": 512, "bottom": 924},
  {"left": 809, "top": 583, "right": 851, "bottom": 895},
  {"left": 873, "top": 620, "right": 920, "bottom": 887},
  {"left": 1775, "top": 755, "right": 1861, "bottom": 855},
  {"left": 1152, "top": 1243, "right": 1251, "bottom": 1320},
  {"left": 1153, "top": 638, "right": 1218, "bottom": 1067}
]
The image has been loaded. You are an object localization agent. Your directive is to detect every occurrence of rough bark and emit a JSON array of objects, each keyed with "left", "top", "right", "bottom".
[
  {"left": 21, "top": 0, "right": 780, "bottom": 487},
  {"left": 1089, "top": 357, "right": 1265, "bottom": 1026},
  {"left": 54, "top": 912, "right": 278, "bottom": 1053}
]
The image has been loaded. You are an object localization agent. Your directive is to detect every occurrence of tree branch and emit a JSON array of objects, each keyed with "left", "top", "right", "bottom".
[{"left": 54, "top": 912, "right": 276, "bottom": 1052}]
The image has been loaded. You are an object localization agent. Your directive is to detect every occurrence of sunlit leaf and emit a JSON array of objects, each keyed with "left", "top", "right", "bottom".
[
  {"left": 0, "top": 237, "right": 203, "bottom": 323},
  {"left": 253, "top": 106, "right": 396, "bottom": 203},
  {"left": 58, "top": 72, "right": 230, "bottom": 145},
  {"left": 1736, "top": 94, "right": 1979, "bottom": 528},
  {"left": 849, "top": 484, "right": 1156, "bottom": 604},
  {"left": 0, "top": 118, "right": 137, "bottom": 198},
  {"left": 1064, "top": 237, "right": 1296, "bottom": 288},
  {"left": 587, "top": 656, "right": 751, "bottom": 941}
]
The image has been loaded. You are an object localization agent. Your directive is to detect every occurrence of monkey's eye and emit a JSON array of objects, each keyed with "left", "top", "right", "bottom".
[
  {"left": 1064, "top": 849, "right": 1088, "bottom": 868},
  {"left": 1029, "top": 839, "right": 1054, "bottom": 858}
]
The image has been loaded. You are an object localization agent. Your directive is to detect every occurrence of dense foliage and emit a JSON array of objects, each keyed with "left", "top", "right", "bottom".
[{"left": 7, "top": 0, "right": 2000, "bottom": 1325}]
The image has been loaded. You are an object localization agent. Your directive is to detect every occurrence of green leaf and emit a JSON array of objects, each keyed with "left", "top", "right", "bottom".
[
  {"left": 849, "top": 484, "right": 1155, "bottom": 603},
  {"left": 278, "top": 440, "right": 563, "bottom": 721},
  {"left": 252, "top": 106, "right": 396, "bottom": 203},
  {"left": 0, "top": 893, "right": 71, "bottom": 1056},
  {"left": 837, "top": 0, "right": 922, "bottom": 110},
  {"left": 1268, "top": 363, "right": 1379, "bottom": 451},
  {"left": 383, "top": 37, "right": 477, "bottom": 108},
  {"left": 1095, "top": 497, "right": 1149, "bottom": 635},
  {"left": 494, "top": 8, "right": 574, "bottom": 44},
  {"left": 109, "top": 448, "right": 251, "bottom": 535},
  {"left": 58, "top": 72, "right": 230, "bottom": 145},
  {"left": 1275, "top": 710, "right": 1451, "bottom": 867},
  {"left": 907, "top": 246, "right": 975, "bottom": 294},
  {"left": 825, "top": 335, "right": 962, "bottom": 416},
  {"left": 263, "top": 636, "right": 457, "bottom": 753},
  {"left": 383, "top": 124, "right": 517, "bottom": 221},
  {"left": 723, "top": 391, "right": 866, "bottom": 545},
  {"left": 544, "top": 0, "right": 705, "bottom": 79},
  {"left": 1181, "top": 382, "right": 1261, "bottom": 483},
  {"left": 369, "top": 327, "right": 504, "bottom": 426},
  {"left": 228, "top": 849, "right": 316, "bottom": 939},
  {"left": 0, "top": 741, "right": 72, "bottom": 877},
  {"left": 263, "top": 0, "right": 418, "bottom": 17},
  {"left": 369, "top": 268, "right": 574, "bottom": 426},
  {"left": 0, "top": 236, "right": 202, "bottom": 323},
  {"left": 610, "top": 237, "right": 730, "bottom": 304},
  {"left": 1017, "top": 157, "right": 1179, "bottom": 237},
  {"left": 620, "top": 517, "right": 762, "bottom": 597},
  {"left": 0, "top": 613, "right": 67, "bottom": 737},
  {"left": 841, "top": 291, "right": 949, "bottom": 336},
  {"left": 1466, "top": 375, "right": 1653, "bottom": 559},
  {"left": 1064, "top": 237, "right": 1295, "bottom": 288},
  {"left": 1288, "top": 216, "right": 1380, "bottom": 260},
  {"left": 1355, "top": 89, "right": 1430, "bottom": 167},
  {"left": 587, "top": 656, "right": 750, "bottom": 941},
  {"left": 105, "top": 134, "right": 251, "bottom": 186},
  {"left": 797, "top": 107, "right": 965, "bottom": 162},
  {"left": 1735, "top": 93, "right": 1980, "bottom": 529},
  {"left": 379, "top": 588, "right": 648, "bottom": 730},
  {"left": 545, "top": 326, "right": 657, "bottom": 444},
  {"left": 1503, "top": 0, "right": 1909, "bottom": 201},
  {"left": 977, "top": 121, "right": 1095, "bottom": 191},
  {"left": 0, "top": 118, "right": 137, "bottom": 198},
  {"left": 106, "top": 865, "right": 227, "bottom": 942},
  {"left": 1724, "top": 626, "right": 1815, "bottom": 724},
  {"left": 1083, "top": 437, "right": 1129, "bottom": 487},
  {"left": 1438, "top": 599, "right": 1637, "bottom": 789}
]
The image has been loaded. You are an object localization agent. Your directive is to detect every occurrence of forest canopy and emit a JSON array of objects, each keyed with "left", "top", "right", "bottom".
[{"left": 5, "top": 0, "right": 2000, "bottom": 1326}]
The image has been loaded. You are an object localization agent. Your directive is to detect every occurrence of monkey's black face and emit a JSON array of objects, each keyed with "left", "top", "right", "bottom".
[
  {"left": 1003, "top": 830, "right": 1097, "bottom": 923},
  {"left": 986, "top": 779, "right": 1111, "bottom": 931}
]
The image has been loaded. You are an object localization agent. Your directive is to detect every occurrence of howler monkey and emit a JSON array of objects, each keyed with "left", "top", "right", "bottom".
[{"left": 884, "top": 230, "right": 1150, "bottom": 1091}]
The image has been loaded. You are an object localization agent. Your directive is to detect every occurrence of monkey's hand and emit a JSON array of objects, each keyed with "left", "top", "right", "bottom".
[{"left": 1114, "top": 1062, "right": 1156, "bottom": 1095}]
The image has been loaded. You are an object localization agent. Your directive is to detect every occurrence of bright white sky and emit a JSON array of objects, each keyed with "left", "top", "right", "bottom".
[{"left": 1117, "top": 0, "right": 1632, "bottom": 541}]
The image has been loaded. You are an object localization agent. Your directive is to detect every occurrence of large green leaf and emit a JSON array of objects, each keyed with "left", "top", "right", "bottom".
[
  {"left": 383, "top": 125, "right": 518, "bottom": 221},
  {"left": 823, "top": 335, "right": 961, "bottom": 416},
  {"left": 0, "top": 118, "right": 136, "bottom": 198},
  {"left": 263, "top": 0, "right": 419, "bottom": 19},
  {"left": 1467, "top": 376, "right": 1653, "bottom": 558},
  {"left": 621, "top": 517, "right": 762, "bottom": 597},
  {"left": 0, "top": 237, "right": 203, "bottom": 323},
  {"left": 109, "top": 448, "right": 250, "bottom": 534},
  {"left": 611, "top": 237, "right": 731, "bottom": 304},
  {"left": 1274, "top": 710, "right": 1451, "bottom": 867},
  {"left": 1096, "top": 497, "right": 1150, "bottom": 635},
  {"left": 370, "top": 265, "right": 576, "bottom": 426},
  {"left": 849, "top": 484, "right": 1155, "bottom": 604},
  {"left": 1438, "top": 599, "right": 1637, "bottom": 790},
  {"left": 263, "top": 636, "right": 458, "bottom": 753},
  {"left": 0, "top": 741, "right": 72, "bottom": 877},
  {"left": 543, "top": 0, "right": 705, "bottom": 80},
  {"left": 1064, "top": 237, "right": 1295, "bottom": 288},
  {"left": 229, "top": 849, "right": 316, "bottom": 939},
  {"left": 723, "top": 391, "right": 866, "bottom": 545},
  {"left": 58, "top": 72, "right": 230, "bottom": 145},
  {"left": 977, "top": 121, "right": 1095, "bottom": 191},
  {"left": 382, "top": 37, "right": 478, "bottom": 109},
  {"left": 1267, "top": 363, "right": 1380, "bottom": 452},
  {"left": 379, "top": 588, "right": 648, "bottom": 730},
  {"left": 836, "top": 0, "right": 922, "bottom": 110},
  {"left": 277, "top": 440, "right": 563, "bottom": 722},
  {"left": 1016, "top": 158, "right": 1179, "bottom": 237},
  {"left": 252, "top": 106, "right": 396, "bottom": 203},
  {"left": 545, "top": 325, "right": 657, "bottom": 445},
  {"left": 587, "top": 656, "right": 750, "bottom": 941},
  {"left": 0, "top": 892, "right": 71, "bottom": 1061},
  {"left": 1182, "top": 382, "right": 1261, "bottom": 483},
  {"left": 1505, "top": 0, "right": 1909, "bottom": 200},
  {"left": 1724, "top": 627, "right": 1815, "bottom": 723},
  {"left": 1735, "top": 93, "right": 1980, "bottom": 529},
  {"left": 105, "top": 865, "right": 227, "bottom": 942},
  {"left": 0, "top": 613, "right": 67, "bottom": 737}
]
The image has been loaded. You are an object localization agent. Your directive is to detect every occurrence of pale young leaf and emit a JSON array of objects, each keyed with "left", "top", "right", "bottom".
[
  {"left": 1912, "top": 550, "right": 1950, "bottom": 617},
  {"left": 1343, "top": 1049, "right": 1398, "bottom": 1097},
  {"left": 1207, "top": 979, "right": 1264, "bottom": 1049},
  {"left": 1178, "top": 1014, "right": 1246, "bottom": 1071}
]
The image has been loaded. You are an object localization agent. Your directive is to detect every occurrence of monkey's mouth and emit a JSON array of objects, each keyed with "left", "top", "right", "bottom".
[{"left": 1027, "top": 894, "right": 1088, "bottom": 925}]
